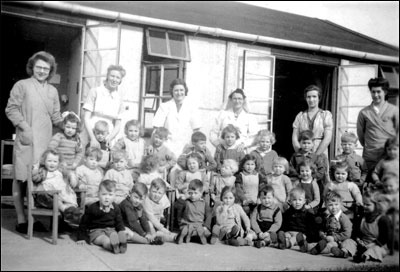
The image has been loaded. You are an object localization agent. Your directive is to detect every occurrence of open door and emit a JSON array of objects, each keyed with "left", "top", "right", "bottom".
[
  {"left": 79, "top": 21, "right": 121, "bottom": 116},
  {"left": 336, "top": 64, "right": 378, "bottom": 157},
  {"left": 239, "top": 50, "right": 275, "bottom": 130}
]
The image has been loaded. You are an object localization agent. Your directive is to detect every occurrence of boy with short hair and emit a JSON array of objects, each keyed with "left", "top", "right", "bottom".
[
  {"left": 175, "top": 179, "right": 212, "bottom": 244},
  {"left": 310, "top": 190, "right": 353, "bottom": 255},
  {"left": 177, "top": 131, "right": 217, "bottom": 172},
  {"left": 277, "top": 187, "right": 316, "bottom": 252},
  {"left": 142, "top": 178, "right": 176, "bottom": 242},
  {"left": 251, "top": 185, "right": 282, "bottom": 248},
  {"left": 76, "top": 180, "right": 127, "bottom": 254},
  {"left": 288, "top": 130, "right": 328, "bottom": 206},
  {"left": 119, "top": 182, "right": 164, "bottom": 245},
  {"left": 335, "top": 131, "right": 368, "bottom": 190},
  {"left": 87, "top": 120, "right": 110, "bottom": 170}
]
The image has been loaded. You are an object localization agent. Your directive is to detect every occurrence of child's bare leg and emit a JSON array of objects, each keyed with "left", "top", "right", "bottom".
[
  {"left": 92, "top": 234, "right": 112, "bottom": 251},
  {"left": 126, "top": 229, "right": 150, "bottom": 244}
]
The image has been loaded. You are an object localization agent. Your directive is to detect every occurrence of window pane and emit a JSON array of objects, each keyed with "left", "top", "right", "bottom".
[
  {"left": 145, "top": 67, "right": 161, "bottom": 95},
  {"left": 83, "top": 50, "right": 117, "bottom": 76},
  {"left": 163, "top": 67, "right": 180, "bottom": 97},
  {"left": 148, "top": 30, "right": 168, "bottom": 55},
  {"left": 85, "top": 25, "right": 119, "bottom": 50},
  {"left": 169, "top": 33, "right": 187, "bottom": 59}
]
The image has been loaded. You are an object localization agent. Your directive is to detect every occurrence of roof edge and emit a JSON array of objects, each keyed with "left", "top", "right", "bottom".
[{"left": 8, "top": 1, "right": 400, "bottom": 63}]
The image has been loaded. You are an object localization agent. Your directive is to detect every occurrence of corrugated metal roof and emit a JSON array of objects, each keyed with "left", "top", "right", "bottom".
[{"left": 67, "top": 1, "right": 399, "bottom": 58}]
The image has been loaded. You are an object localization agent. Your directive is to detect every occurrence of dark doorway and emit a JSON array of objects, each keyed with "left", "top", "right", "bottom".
[{"left": 273, "top": 59, "right": 335, "bottom": 160}]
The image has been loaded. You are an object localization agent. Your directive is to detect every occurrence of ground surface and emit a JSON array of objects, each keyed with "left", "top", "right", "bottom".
[{"left": 1, "top": 207, "right": 399, "bottom": 271}]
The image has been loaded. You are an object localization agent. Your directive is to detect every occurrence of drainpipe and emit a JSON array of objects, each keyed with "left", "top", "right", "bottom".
[{"left": 13, "top": 1, "right": 399, "bottom": 63}]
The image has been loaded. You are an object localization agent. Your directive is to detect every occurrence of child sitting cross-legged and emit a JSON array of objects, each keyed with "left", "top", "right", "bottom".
[
  {"left": 142, "top": 178, "right": 176, "bottom": 242},
  {"left": 210, "top": 186, "right": 254, "bottom": 246},
  {"left": 251, "top": 185, "right": 282, "bottom": 249},
  {"left": 76, "top": 180, "right": 127, "bottom": 254},
  {"left": 277, "top": 187, "right": 316, "bottom": 252},
  {"left": 331, "top": 190, "right": 392, "bottom": 263},
  {"left": 119, "top": 182, "right": 165, "bottom": 245},
  {"left": 310, "top": 190, "right": 353, "bottom": 255},
  {"left": 175, "top": 179, "right": 212, "bottom": 245}
]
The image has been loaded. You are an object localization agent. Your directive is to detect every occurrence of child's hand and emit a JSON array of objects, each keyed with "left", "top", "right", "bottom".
[
  {"left": 319, "top": 231, "right": 326, "bottom": 239},
  {"left": 237, "top": 143, "right": 245, "bottom": 152},
  {"left": 145, "top": 233, "right": 155, "bottom": 242},
  {"left": 325, "top": 236, "right": 335, "bottom": 243},
  {"left": 146, "top": 145, "right": 154, "bottom": 155},
  {"left": 304, "top": 204, "right": 311, "bottom": 210}
]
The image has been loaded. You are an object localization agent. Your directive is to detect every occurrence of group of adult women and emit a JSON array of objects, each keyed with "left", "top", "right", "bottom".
[{"left": 5, "top": 51, "right": 398, "bottom": 233}]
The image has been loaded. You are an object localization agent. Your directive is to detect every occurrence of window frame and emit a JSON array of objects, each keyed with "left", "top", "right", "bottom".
[{"left": 145, "top": 27, "right": 191, "bottom": 61}]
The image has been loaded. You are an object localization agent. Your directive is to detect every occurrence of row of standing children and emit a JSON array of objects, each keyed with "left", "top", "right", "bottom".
[{"left": 32, "top": 111, "right": 398, "bottom": 260}]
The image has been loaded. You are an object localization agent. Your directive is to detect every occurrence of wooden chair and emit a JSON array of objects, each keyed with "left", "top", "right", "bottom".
[
  {"left": 26, "top": 164, "right": 61, "bottom": 245},
  {"left": 1, "top": 140, "right": 14, "bottom": 203},
  {"left": 26, "top": 164, "right": 87, "bottom": 244}
]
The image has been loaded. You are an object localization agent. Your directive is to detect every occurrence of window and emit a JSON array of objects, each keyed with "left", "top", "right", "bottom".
[
  {"left": 145, "top": 28, "right": 191, "bottom": 61},
  {"left": 140, "top": 62, "right": 186, "bottom": 137}
]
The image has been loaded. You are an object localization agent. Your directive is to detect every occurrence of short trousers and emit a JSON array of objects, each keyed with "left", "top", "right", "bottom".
[{"left": 88, "top": 227, "right": 117, "bottom": 243}]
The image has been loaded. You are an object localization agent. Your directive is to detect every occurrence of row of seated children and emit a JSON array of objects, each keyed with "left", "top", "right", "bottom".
[{"left": 30, "top": 111, "right": 398, "bottom": 259}]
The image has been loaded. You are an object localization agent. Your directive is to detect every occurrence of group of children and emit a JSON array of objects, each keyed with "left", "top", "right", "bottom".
[{"left": 31, "top": 111, "right": 398, "bottom": 263}]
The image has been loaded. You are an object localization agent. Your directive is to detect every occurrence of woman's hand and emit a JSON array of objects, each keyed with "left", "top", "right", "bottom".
[{"left": 90, "top": 138, "right": 100, "bottom": 149}]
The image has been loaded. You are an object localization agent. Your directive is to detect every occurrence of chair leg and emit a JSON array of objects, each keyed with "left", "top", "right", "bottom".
[
  {"left": 27, "top": 215, "right": 34, "bottom": 239},
  {"left": 52, "top": 214, "right": 58, "bottom": 245}
]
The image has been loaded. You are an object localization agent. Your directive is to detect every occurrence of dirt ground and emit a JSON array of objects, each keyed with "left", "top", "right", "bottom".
[{"left": 1, "top": 207, "right": 399, "bottom": 271}]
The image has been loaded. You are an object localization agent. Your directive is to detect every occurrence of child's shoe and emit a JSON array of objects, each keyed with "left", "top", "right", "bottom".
[
  {"left": 110, "top": 232, "right": 120, "bottom": 254},
  {"left": 175, "top": 227, "right": 188, "bottom": 244},
  {"left": 269, "top": 232, "right": 278, "bottom": 244},
  {"left": 219, "top": 228, "right": 228, "bottom": 241},
  {"left": 277, "top": 231, "right": 286, "bottom": 250},
  {"left": 150, "top": 236, "right": 165, "bottom": 245},
  {"left": 245, "top": 236, "right": 254, "bottom": 246},
  {"left": 255, "top": 240, "right": 266, "bottom": 248},
  {"left": 226, "top": 225, "right": 239, "bottom": 239},
  {"left": 331, "top": 247, "right": 349, "bottom": 258},
  {"left": 227, "top": 238, "right": 241, "bottom": 247},
  {"left": 296, "top": 232, "right": 308, "bottom": 253},
  {"left": 210, "top": 235, "right": 218, "bottom": 245},
  {"left": 118, "top": 231, "right": 127, "bottom": 254},
  {"left": 310, "top": 239, "right": 327, "bottom": 255}
]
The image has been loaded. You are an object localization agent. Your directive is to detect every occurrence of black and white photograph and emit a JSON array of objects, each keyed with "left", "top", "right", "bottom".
[{"left": 1, "top": 1, "right": 398, "bottom": 271}]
